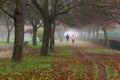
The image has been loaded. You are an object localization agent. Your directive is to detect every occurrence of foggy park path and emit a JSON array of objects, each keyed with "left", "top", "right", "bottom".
[{"left": 0, "top": 42, "right": 120, "bottom": 79}]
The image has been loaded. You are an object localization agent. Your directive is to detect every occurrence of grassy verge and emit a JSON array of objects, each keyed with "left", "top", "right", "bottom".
[
  {"left": 0, "top": 56, "right": 52, "bottom": 75},
  {"left": 0, "top": 41, "right": 14, "bottom": 46},
  {"left": 2, "top": 41, "right": 119, "bottom": 79},
  {"left": 0, "top": 43, "right": 89, "bottom": 79},
  {"left": 94, "top": 64, "right": 98, "bottom": 80},
  {"left": 55, "top": 40, "right": 88, "bottom": 47},
  {"left": 105, "top": 65, "right": 118, "bottom": 80},
  {"left": 27, "top": 41, "right": 42, "bottom": 48},
  {"left": 0, "top": 46, "right": 77, "bottom": 75},
  {"left": 84, "top": 49, "right": 120, "bottom": 54}
]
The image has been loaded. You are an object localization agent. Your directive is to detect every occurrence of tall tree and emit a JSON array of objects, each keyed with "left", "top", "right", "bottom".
[
  {"left": 32, "top": 0, "right": 82, "bottom": 56},
  {"left": 6, "top": 18, "right": 14, "bottom": 43},
  {"left": 50, "top": 19, "right": 55, "bottom": 51},
  {"left": 0, "top": 11, "right": 14, "bottom": 43},
  {"left": 0, "top": 0, "right": 26, "bottom": 61},
  {"left": 26, "top": 3, "right": 42, "bottom": 45},
  {"left": 12, "top": 0, "right": 26, "bottom": 61}
]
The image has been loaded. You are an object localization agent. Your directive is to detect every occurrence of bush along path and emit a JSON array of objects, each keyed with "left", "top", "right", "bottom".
[{"left": 69, "top": 46, "right": 106, "bottom": 80}]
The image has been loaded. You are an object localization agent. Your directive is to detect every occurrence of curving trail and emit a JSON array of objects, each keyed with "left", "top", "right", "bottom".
[{"left": 69, "top": 46, "right": 106, "bottom": 80}]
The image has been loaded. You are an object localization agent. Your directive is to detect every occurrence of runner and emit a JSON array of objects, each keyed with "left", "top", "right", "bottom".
[
  {"left": 66, "top": 34, "right": 70, "bottom": 42},
  {"left": 71, "top": 34, "right": 75, "bottom": 44}
]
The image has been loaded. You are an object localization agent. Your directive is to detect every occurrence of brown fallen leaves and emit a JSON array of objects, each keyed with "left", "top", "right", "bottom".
[{"left": 0, "top": 56, "right": 86, "bottom": 80}]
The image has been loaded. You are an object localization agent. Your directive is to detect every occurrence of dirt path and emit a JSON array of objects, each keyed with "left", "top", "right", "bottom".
[
  {"left": 0, "top": 45, "right": 13, "bottom": 59},
  {"left": 0, "top": 45, "right": 40, "bottom": 59},
  {"left": 69, "top": 46, "right": 106, "bottom": 80}
]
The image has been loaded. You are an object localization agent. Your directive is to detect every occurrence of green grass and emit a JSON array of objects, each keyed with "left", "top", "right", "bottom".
[
  {"left": 0, "top": 56, "right": 52, "bottom": 75},
  {"left": 52, "top": 47, "right": 76, "bottom": 56},
  {"left": 0, "top": 41, "right": 14, "bottom": 46},
  {"left": 1, "top": 40, "right": 120, "bottom": 79},
  {"left": 105, "top": 65, "right": 118, "bottom": 80},
  {"left": 84, "top": 49, "right": 120, "bottom": 54},
  {"left": 27, "top": 41, "right": 42, "bottom": 48},
  {"left": 94, "top": 64, "right": 98, "bottom": 80},
  {"left": 0, "top": 46, "right": 77, "bottom": 75},
  {"left": 55, "top": 40, "right": 88, "bottom": 47},
  {"left": 69, "top": 64, "right": 87, "bottom": 79}
]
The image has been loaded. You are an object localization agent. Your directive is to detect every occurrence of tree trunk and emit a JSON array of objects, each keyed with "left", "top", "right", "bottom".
[
  {"left": 80, "top": 31, "right": 84, "bottom": 40},
  {"left": 60, "top": 31, "right": 64, "bottom": 42},
  {"left": 84, "top": 32, "right": 87, "bottom": 41},
  {"left": 6, "top": 20, "right": 10, "bottom": 43},
  {"left": 57, "top": 31, "right": 62, "bottom": 42},
  {"left": 40, "top": 19, "right": 52, "bottom": 56},
  {"left": 7, "top": 30, "right": 10, "bottom": 43},
  {"left": 57, "top": 31, "right": 64, "bottom": 42},
  {"left": 96, "top": 27, "right": 99, "bottom": 40},
  {"left": 31, "top": 20, "right": 39, "bottom": 46},
  {"left": 32, "top": 27, "right": 37, "bottom": 45},
  {"left": 12, "top": 0, "right": 25, "bottom": 61},
  {"left": 92, "top": 30, "right": 95, "bottom": 38},
  {"left": 50, "top": 20, "right": 55, "bottom": 51},
  {"left": 102, "top": 27, "right": 109, "bottom": 47},
  {"left": 87, "top": 31, "right": 91, "bottom": 41},
  {"left": 38, "top": 37, "right": 42, "bottom": 42}
]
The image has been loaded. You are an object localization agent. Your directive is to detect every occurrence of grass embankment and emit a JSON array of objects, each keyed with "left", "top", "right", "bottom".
[
  {"left": 81, "top": 44, "right": 120, "bottom": 80},
  {"left": 84, "top": 49, "right": 120, "bottom": 54},
  {"left": 0, "top": 43, "right": 87, "bottom": 79},
  {"left": 0, "top": 41, "right": 14, "bottom": 46},
  {"left": 105, "top": 65, "right": 119, "bottom": 80},
  {"left": 0, "top": 46, "right": 76, "bottom": 74},
  {"left": 0, "top": 56, "right": 51, "bottom": 75}
]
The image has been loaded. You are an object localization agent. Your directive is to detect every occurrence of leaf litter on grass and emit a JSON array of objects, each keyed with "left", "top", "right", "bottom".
[{"left": 0, "top": 55, "right": 87, "bottom": 80}]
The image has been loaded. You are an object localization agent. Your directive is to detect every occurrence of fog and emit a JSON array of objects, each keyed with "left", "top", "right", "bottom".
[{"left": 64, "top": 29, "right": 78, "bottom": 37}]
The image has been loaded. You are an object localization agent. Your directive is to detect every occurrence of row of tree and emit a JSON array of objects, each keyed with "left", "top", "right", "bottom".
[
  {"left": 0, "top": 0, "right": 120, "bottom": 61},
  {"left": 60, "top": 0, "right": 120, "bottom": 47}
]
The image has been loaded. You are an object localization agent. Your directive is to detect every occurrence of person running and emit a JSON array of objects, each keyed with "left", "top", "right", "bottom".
[
  {"left": 71, "top": 34, "right": 75, "bottom": 44},
  {"left": 66, "top": 34, "right": 70, "bottom": 42}
]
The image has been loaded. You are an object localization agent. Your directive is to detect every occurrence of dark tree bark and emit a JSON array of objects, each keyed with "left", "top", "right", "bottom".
[
  {"left": 50, "top": 19, "right": 55, "bottom": 51},
  {"left": 12, "top": 0, "right": 25, "bottom": 61},
  {"left": 92, "top": 30, "right": 95, "bottom": 38},
  {"left": 40, "top": 18, "right": 52, "bottom": 56},
  {"left": 87, "top": 31, "right": 91, "bottom": 41},
  {"left": 31, "top": 20, "right": 38, "bottom": 45},
  {"left": 33, "top": 28, "right": 37, "bottom": 45},
  {"left": 6, "top": 19, "right": 14, "bottom": 43},
  {"left": 7, "top": 29, "right": 10, "bottom": 43},
  {"left": 102, "top": 27, "right": 109, "bottom": 47},
  {"left": 32, "top": 0, "right": 52, "bottom": 56},
  {"left": 96, "top": 27, "right": 99, "bottom": 40}
]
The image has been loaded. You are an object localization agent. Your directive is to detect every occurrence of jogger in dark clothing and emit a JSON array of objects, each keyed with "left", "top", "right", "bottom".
[{"left": 66, "top": 34, "right": 70, "bottom": 42}]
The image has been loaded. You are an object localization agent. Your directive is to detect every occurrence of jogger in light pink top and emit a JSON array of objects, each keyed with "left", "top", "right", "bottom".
[{"left": 71, "top": 34, "right": 75, "bottom": 44}]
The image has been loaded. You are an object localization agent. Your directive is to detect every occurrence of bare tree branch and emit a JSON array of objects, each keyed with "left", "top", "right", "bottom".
[
  {"left": 0, "top": 0, "right": 8, "bottom": 7},
  {"left": 32, "top": 0, "right": 44, "bottom": 15},
  {"left": 0, "top": 7, "right": 14, "bottom": 18}
]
